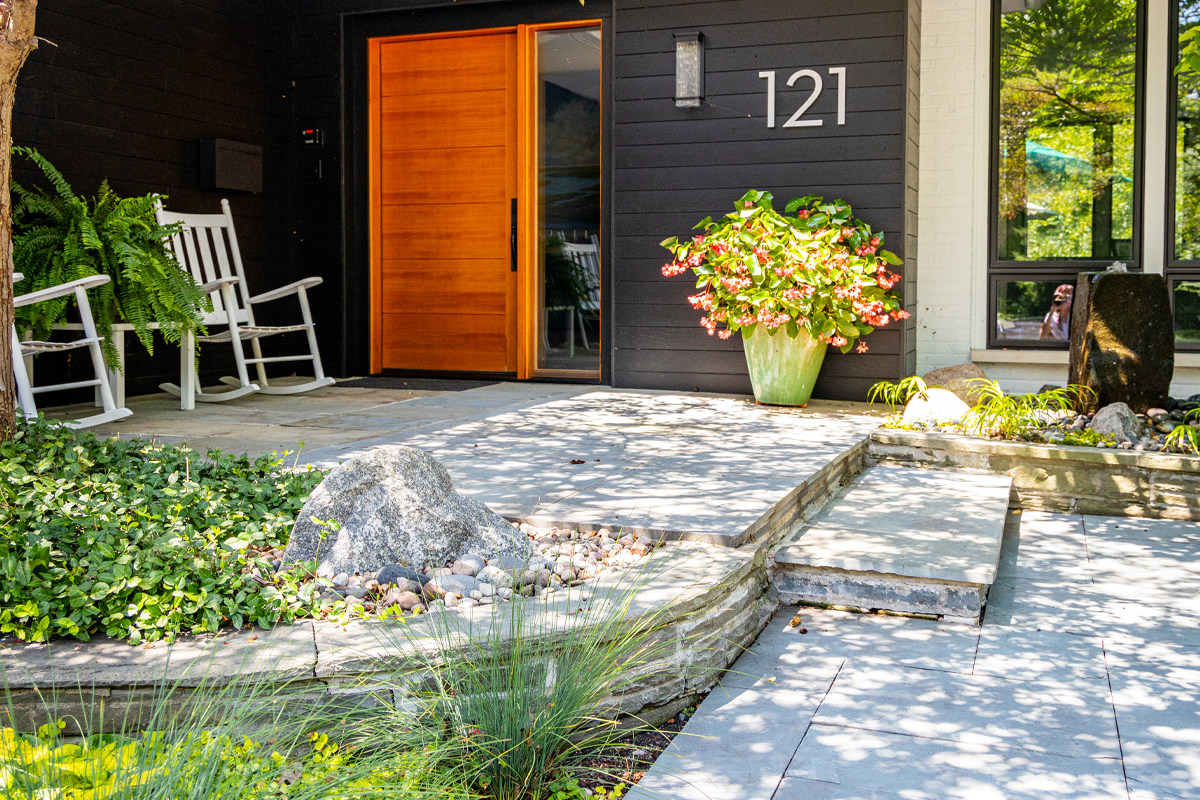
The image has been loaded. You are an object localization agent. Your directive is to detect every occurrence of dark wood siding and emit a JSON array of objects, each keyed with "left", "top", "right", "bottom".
[
  {"left": 611, "top": 0, "right": 919, "bottom": 399},
  {"left": 17, "top": 0, "right": 920, "bottom": 402},
  {"left": 14, "top": 0, "right": 293, "bottom": 398}
]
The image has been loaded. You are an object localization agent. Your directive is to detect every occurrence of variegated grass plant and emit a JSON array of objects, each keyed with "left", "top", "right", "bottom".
[
  {"left": 362, "top": 554, "right": 690, "bottom": 800},
  {"left": 0, "top": 648, "right": 469, "bottom": 800}
]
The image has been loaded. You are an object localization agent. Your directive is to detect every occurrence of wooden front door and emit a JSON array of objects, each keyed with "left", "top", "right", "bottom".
[{"left": 372, "top": 30, "right": 517, "bottom": 373}]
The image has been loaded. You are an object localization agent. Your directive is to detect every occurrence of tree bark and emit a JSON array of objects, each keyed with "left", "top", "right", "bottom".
[{"left": 0, "top": 1, "right": 36, "bottom": 440}]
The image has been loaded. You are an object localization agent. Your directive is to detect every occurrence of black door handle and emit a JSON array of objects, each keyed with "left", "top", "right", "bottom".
[{"left": 510, "top": 198, "right": 518, "bottom": 272}]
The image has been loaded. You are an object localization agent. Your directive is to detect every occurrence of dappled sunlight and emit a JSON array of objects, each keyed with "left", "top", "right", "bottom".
[{"left": 785, "top": 726, "right": 1127, "bottom": 798}]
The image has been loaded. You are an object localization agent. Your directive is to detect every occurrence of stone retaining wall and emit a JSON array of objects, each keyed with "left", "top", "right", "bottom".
[
  {"left": 1, "top": 541, "right": 781, "bottom": 734},
  {"left": 869, "top": 429, "right": 1200, "bottom": 519}
]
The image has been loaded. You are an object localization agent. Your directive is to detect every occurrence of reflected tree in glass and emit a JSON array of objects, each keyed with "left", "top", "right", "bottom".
[
  {"left": 1176, "top": 2, "right": 1200, "bottom": 260},
  {"left": 998, "top": 0, "right": 1138, "bottom": 261}
]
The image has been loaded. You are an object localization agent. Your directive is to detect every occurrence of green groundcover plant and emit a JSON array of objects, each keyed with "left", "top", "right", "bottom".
[
  {"left": 660, "top": 190, "right": 907, "bottom": 353},
  {"left": 0, "top": 419, "right": 326, "bottom": 645},
  {"left": 0, "top": 672, "right": 473, "bottom": 800}
]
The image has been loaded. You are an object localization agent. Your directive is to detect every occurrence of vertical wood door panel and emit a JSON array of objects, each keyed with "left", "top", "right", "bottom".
[{"left": 375, "top": 30, "right": 517, "bottom": 373}]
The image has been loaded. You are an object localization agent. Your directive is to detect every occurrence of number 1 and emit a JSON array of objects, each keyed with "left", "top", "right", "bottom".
[
  {"left": 759, "top": 71, "right": 776, "bottom": 128},
  {"left": 829, "top": 67, "right": 846, "bottom": 125}
]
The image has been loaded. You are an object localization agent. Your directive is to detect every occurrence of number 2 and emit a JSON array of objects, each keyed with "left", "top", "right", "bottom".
[{"left": 784, "top": 69, "right": 823, "bottom": 128}]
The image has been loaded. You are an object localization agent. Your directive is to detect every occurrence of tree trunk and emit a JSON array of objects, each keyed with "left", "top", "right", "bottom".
[{"left": 0, "top": 1, "right": 36, "bottom": 440}]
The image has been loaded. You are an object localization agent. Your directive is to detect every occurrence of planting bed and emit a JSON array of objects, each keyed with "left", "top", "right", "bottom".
[{"left": 870, "top": 428, "right": 1200, "bottom": 519}]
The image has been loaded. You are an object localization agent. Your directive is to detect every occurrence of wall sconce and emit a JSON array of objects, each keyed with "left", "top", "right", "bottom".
[{"left": 674, "top": 31, "right": 704, "bottom": 108}]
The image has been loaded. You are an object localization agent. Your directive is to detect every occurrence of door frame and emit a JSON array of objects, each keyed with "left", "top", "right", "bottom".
[{"left": 366, "top": 19, "right": 603, "bottom": 380}]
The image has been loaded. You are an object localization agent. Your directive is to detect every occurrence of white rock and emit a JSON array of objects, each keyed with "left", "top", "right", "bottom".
[
  {"left": 460, "top": 598, "right": 478, "bottom": 608},
  {"left": 497, "top": 587, "right": 513, "bottom": 600},
  {"left": 900, "top": 388, "right": 971, "bottom": 426},
  {"left": 477, "top": 564, "right": 514, "bottom": 588},
  {"left": 444, "top": 594, "right": 459, "bottom": 608},
  {"left": 470, "top": 589, "right": 483, "bottom": 600},
  {"left": 332, "top": 573, "right": 349, "bottom": 586},
  {"left": 479, "top": 583, "right": 495, "bottom": 597}
]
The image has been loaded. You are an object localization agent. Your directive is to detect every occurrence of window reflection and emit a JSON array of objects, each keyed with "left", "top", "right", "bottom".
[
  {"left": 997, "top": 0, "right": 1138, "bottom": 262},
  {"left": 1176, "top": 2, "right": 1200, "bottom": 259},
  {"left": 537, "top": 27, "right": 601, "bottom": 374},
  {"left": 1174, "top": 280, "right": 1200, "bottom": 343},
  {"left": 996, "top": 279, "right": 1075, "bottom": 342}
]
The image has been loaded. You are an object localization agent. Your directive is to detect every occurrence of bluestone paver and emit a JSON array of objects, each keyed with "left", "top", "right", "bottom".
[{"left": 633, "top": 511, "right": 1200, "bottom": 800}]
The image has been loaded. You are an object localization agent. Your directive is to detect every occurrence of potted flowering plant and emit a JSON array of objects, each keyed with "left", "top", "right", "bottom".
[{"left": 660, "top": 190, "right": 907, "bottom": 405}]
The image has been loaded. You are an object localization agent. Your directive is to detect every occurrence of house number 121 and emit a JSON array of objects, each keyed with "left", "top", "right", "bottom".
[{"left": 758, "top": 67, "right": 847, "bottom": 128}]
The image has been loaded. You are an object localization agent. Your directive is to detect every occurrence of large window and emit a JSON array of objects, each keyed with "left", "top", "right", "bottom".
[
  {"left": 1170, "top": 2, "right": 1200, "bottom": 347},
  {"left": 990, "top": 0, "right": 1142, "bottom": 348}
]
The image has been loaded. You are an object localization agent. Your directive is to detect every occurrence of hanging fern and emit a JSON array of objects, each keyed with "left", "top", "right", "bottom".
[{"left": 11, "top": 146, "right": 211, "bottom": 370}]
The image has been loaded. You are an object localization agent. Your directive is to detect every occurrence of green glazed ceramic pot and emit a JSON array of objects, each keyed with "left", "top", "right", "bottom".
[{"left": 741, "top": 325, "right": 828, "bottom": 406}]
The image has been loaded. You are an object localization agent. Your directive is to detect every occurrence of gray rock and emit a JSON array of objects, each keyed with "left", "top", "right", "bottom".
[
  {"left": 457, "top": 554, "right": 487, "bottom": 574},
  {"left": 489, "top": 554, "right": 534, "bottom": 571},
  {"left": 451, "top": 560, "right": 480, "bottom": 577},
  {"left": 376, "top": 564, "right": 427, "bottom": 587},
  {"left": 1090, "top": 402, "right": 1148, "bottom": 443},
  {"left": 283, "top": 446, "right": 534, "bottom": 575},
  {"left": 427, "top": 574, "right": 479, "bottom": 597}
]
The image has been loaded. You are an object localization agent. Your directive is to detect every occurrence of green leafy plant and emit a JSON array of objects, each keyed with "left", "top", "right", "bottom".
[
  {"left": 11, "top": 146, "right": 211, "bottom": 369},
  {"left": 1165, "top": 410, "right": 1200, "bottom": 453},
  {"left": 659, "top": 190, "right": 907, "bottom": 353},
  {"left": 1062, "top": 427, "right": 1116, "bottom": 447},
  {"left": 867, "top": 376, "right": 932, "bottom": 408},
  {"left": 0, "top": 418, "right": 326, "bottom": 644},
  {"left": 960, "top": 380, "right": 1093, "bottom": 440}
]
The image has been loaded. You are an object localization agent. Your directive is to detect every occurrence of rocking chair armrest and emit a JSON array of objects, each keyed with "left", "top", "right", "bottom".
[
  {"left": 247, "top": 277, "right": 324, "bottom": 305},
  {"left": 198, "top": 276, "right": 241, "bottom": 293},
  {"left": 14, "top": 275, "right": 112, "bottom": 308}
]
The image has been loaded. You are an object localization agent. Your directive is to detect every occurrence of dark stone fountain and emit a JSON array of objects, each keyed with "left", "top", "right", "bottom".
[{"left": 1068, "top": 270, "right": 1174, "bottom": 415}]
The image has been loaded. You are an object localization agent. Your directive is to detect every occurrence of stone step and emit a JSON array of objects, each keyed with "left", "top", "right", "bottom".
[{"left": 772, "top": 465, "right": 1013, "bottom": 624}]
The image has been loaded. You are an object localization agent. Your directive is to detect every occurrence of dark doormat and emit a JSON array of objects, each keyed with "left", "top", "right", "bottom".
[{"left": 336, "top": 376, "right": 501, "bottom": 392}]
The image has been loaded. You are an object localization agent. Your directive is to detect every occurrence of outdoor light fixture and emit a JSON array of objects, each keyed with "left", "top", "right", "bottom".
[{"left": 674, "top": 31, "right": 704, "bottom": 108}]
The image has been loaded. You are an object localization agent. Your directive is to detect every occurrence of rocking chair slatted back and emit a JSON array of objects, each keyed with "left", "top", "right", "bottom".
[{"left": 156, "top": 202, "right": 254, "bottom": 328}]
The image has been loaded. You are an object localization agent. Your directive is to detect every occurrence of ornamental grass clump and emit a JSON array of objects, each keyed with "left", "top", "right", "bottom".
[
  {"left": 0, "top": 666, "right": 469, "bottom": 800},
  {"left": 0, "top": 418, "right": 326, "bottom": 645},
  {"left": 369, "top": 565, "right": 683, "bottom": 800},
  {"left": 660, "top": 190, "right": 908, "bottom": 352}
]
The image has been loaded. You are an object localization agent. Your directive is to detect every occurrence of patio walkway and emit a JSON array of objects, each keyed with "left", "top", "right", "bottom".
[
  {"left": 54, "top": 381, "right": 883, "bottom": 545},
  {"left": 630, "top": 511, "right": 1200, "bottom": 800}
]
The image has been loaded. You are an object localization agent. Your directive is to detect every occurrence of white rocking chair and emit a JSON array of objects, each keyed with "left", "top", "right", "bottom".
[
  {"left": 154, "top": 199, "right": 334, "bottom": 408},
  {"left": 11, "top": 272, "right": 132, "bottom": 428}
]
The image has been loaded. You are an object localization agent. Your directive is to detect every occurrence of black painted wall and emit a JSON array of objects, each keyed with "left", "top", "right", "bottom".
[
  {"left": 16, "top": 0, "right": 918, "bottom": 402},
  {"left": 610, "top": 0, "right": 919, "bottom": 398},
  {"left": 14, "top": 0, "right": 294, "bottom": 398}
]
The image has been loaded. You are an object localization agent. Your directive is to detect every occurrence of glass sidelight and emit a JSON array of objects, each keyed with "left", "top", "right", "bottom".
[{"left": 535, "top": 25, "right": 601, "bottom": 375}]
